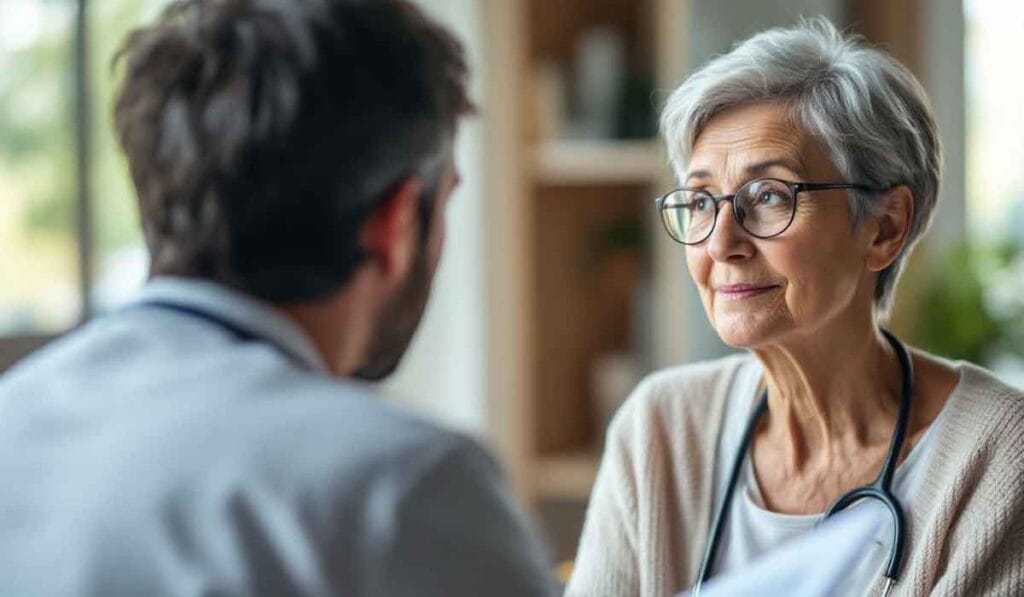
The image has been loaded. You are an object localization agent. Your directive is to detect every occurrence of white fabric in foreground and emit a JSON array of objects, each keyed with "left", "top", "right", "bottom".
[{"left": 680, "top": 502, "right": 887, "bottom": 597}]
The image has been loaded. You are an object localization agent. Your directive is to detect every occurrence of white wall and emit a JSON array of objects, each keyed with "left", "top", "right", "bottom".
[{"left": 381, "top": 0, "right": 489, "bottom": 437}]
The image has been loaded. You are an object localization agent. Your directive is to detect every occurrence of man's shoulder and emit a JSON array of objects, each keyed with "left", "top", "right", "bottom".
[
  {"left": 0, "top": 338, "right": 534, "bottom": 595},
  {"left": 0, "top": 316, "right": 488, "bottom": 510},
  {"left": 177, "top": 370, "right": 484, "bottom": 490}
]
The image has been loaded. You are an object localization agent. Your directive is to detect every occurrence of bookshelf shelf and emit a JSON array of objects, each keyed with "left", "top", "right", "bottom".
[{"left": 532, "top": 140, "right": 666, "bottom": 185}]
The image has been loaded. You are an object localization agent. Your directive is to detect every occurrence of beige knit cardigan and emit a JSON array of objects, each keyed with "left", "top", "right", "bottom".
[{"left": 566, "top": 355, "right": 1024, "bottom": 597}]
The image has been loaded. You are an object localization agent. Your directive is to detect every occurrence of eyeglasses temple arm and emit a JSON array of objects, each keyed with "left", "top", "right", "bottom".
[{"left": 796, "top": 182, "right": 884, "bottom": 194}]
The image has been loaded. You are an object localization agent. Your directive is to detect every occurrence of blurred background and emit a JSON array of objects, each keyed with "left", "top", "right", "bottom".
[{"left": 1, "top": 0, "right": 1022, "bottom": 564}]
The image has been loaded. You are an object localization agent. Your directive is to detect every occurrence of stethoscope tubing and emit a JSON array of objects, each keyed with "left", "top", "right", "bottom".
[{"left": 693, "top": 329, "right": 913, "bottom": 595}]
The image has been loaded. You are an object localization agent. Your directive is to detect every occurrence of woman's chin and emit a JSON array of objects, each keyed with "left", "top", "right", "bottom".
[{"left": 710, "top": 311, "right": 787, "bottom": 349}]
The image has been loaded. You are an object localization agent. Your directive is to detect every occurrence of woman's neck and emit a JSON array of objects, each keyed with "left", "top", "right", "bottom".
[{"left": 752, "top": 319, "right": 904, "bottom": 470}]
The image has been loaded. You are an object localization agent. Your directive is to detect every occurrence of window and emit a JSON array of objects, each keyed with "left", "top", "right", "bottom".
[
  {"left": 89, "top": 0, "right": 164, "bottom": 315},
  {"left": 0, "top": 0, "right": 163, "bottom": 341},
  {"left": 965, "top": 0, "right": 1024, "bottom": 240},
  {"left": 960, "top": 0, "right": 1024, "bottom": 383},
  {"left": 0, "top": 1, "right": 80, "bottom": 334}
]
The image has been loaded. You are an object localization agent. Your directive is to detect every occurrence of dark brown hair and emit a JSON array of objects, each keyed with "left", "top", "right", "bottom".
[{"left": 114, "top": 0, "right": 472, "bottom": 302}]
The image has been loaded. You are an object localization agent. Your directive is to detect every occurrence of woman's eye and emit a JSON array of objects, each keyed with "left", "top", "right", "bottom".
[
  {"left": 691, "top": 197, "right": 709, "bottom": 211},
  {"left": 759, "top": 191, "right": 788, "bottom": 205}
]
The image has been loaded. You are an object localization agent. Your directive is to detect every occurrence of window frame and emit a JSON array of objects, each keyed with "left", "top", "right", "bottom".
[{"left": 0, "top": 0, "right": 93, "bottom": 371}]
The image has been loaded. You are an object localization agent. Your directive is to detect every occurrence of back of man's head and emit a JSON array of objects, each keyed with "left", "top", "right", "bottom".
[{"left": 114, "top": 0, "right": 472, "bottom": 303}]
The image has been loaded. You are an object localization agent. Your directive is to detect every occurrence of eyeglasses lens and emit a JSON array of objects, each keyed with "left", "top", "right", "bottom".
[
  {"left": 660, "top": 179, "right": 796, "bottom": 244},
  {"left": 661, "top": 190, "right": 714, "bottom": 244},
  {"left": 735, "top": 179, "right": 795, "bottom": 238}
]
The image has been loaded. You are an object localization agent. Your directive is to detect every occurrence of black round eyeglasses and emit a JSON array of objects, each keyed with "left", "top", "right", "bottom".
[{"left": 655, "top": 178, "right": 882, "bottom": 245}]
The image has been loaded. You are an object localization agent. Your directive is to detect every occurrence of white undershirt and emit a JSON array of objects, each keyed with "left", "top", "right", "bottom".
[{"left": 709, "top": 356, "right": 952, "bottom": 596}]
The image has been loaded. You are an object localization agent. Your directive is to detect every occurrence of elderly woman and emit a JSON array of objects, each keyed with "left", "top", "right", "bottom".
[{"left": 566, "top": 19, "right": 1024, "bottom": 597}]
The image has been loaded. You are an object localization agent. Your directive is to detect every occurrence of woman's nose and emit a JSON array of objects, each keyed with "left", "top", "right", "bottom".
[{"left": 706, "top": 201, "right": 756, "bottom": 262}]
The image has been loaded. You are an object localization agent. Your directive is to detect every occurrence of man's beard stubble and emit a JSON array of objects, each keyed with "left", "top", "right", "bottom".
[{"left": 352, "top": 246, "right": 432, "bottom": 381}]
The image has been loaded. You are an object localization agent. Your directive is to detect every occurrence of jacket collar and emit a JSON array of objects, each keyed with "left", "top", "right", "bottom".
[{"left": 131, "top": 277, "right": 330, "bottom": 374}]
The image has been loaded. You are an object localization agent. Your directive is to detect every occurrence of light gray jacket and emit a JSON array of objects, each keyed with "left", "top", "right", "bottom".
[{"left": 0, "top": 278, "right": 553, "bottom": 597}]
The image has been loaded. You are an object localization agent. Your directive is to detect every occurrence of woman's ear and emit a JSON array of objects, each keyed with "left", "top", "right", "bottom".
[
  {"left": 359, "top": 177, "right": 423, "bottom": 286},
  {"left": 866, "top": 184, "right": 914, "bottom": 272}
]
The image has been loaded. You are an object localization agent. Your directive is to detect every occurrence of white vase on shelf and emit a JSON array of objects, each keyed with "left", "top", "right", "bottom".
[{"left": 566, "top": 26, "right": 625, "bottom": 140}]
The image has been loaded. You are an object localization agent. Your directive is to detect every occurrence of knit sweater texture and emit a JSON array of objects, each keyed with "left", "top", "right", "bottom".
[{"left": 566, "top": 354, "right": 1024, "bottom": 596}]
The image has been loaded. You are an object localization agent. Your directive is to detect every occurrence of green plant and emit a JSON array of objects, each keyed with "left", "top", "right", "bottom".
[{"left": 917, "top": 240, "right": 1024, "bottom": 364}]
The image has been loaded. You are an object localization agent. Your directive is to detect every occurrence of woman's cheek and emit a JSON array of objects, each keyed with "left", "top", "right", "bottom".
[{"left": 685, "top": 248, "right": 709, "bottom": 285}]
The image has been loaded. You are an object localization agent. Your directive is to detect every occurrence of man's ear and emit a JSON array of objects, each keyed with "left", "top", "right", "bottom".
[
  {"left": 866, "top": 184, "right": 914, "bottom": 273},
  {"left": 360, "top": 177, "right": 422, "bottom": 285}
]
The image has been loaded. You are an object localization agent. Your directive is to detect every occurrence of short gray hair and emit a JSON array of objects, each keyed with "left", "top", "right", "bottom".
[{"left": 661, "top": 17, "right": 941, "bottom": 317}]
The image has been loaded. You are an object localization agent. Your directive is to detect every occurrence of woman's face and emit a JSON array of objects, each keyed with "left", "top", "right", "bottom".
[{"left": 684, "top": 102, "right": 877, "bottom": 349}]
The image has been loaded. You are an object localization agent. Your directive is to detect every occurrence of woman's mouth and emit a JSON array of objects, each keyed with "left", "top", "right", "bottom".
[{"left": 714, "top": 283, "right": 780, "bottom": 301}]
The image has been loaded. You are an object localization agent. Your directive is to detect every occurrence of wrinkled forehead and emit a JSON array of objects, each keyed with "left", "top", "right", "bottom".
[{"left": 685, "top": 103, "right": 837, "bottom": 185}]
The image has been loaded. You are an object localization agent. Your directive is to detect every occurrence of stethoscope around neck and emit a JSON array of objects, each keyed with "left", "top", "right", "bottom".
[{"left": 693, "top": 329, "right": 913, "bottom": 597}]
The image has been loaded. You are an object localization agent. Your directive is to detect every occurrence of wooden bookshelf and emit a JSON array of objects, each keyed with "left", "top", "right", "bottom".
[{"left": 481, "top": 0, "right": 691, "bottom": 557}]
